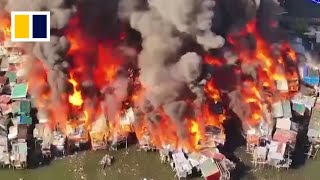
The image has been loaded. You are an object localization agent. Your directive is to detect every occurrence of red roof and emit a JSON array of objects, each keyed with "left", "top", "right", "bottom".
[{"left": 206, "top": 172, "right": 221, "bottom": 180}]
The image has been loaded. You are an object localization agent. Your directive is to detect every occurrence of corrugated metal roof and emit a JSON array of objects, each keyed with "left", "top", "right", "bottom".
[{"left": 200, "top": 159, "right": 219, "bottom": 178}]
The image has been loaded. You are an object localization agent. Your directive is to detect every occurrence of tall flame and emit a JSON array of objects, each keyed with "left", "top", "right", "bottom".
[
  {"left": 190, "top": 120, "right": 201, "bottom": 150},
  {"left": 68, "top": 73, "right": 83, "bottom": 107},
  {"left": 0, "top": 9, "right": 299, "bottom": 153},
  {"left": 227, "top": 19, "right": 298, "bottom": 125}
]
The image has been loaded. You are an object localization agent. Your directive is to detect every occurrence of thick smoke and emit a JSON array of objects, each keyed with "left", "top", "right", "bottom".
[
  {"left": 3, "top": 0, "right": 76, "bottom": 125},
  {"left": 119, "top": 0, "right": 290, "bottom": 140},
  {"left": 0, "top": 0, "right": 290, "bottom": 143},
  {"left": 119, "top": 0, "right": 221, "bottom": 145},
  {"left": 147, "top": 0, "right": 225, "bottom": 50},
  {"left": 101, "top": 74, "right": 130, "bottom": 142}
]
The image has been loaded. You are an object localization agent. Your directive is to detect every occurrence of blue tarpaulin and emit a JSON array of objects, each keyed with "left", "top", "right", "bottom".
[{"left": 303, "top": 65, "right": 319, "bottom": 86}]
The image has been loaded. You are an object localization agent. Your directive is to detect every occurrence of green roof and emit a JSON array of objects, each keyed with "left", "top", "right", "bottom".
[
  {"left": 20, "top": 100, "right": 31, "bottom": 114},
  {"left": 5, "top": 71, "right": 16, "bottom": 83},
  {"left": 11, "top": 83, "right": 28, "bottom": 99}
]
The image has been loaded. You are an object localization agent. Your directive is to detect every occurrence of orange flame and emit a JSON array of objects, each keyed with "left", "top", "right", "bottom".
[
  {"left": 204, "top": 79, "right": 226, "bottom": 126},
  {"left": 226, "top": 20, "right": 298, "bottom": 125},
  {"left": 205, "top": 55, "right": 225, "bottom": 67},
  {"left": 204, "top": 80, "right": 221, "bottom": 102},
  {"left": 242, "top": 80, "right": 263, "bottom": 124},
  {"left": 190, "top": 120, "right": 201, "bottom": 150},
  {"left": 0, "top": 15, "right": 11, "bottom": 41},
  {"left": 68, "top": 73, "right": 83, "bottom": 107},
  {"left": 64, "top": 14, "right": 124, "bottom": 137}
]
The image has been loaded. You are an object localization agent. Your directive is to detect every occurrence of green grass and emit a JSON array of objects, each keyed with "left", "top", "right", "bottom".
[{"left": 0, "top": 146, "right": 319, "bottom": 180}]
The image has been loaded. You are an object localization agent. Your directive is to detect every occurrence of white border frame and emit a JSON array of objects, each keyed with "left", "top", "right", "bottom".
[{"left": 11, "top": 11, "right": 50, "bottom": 42}]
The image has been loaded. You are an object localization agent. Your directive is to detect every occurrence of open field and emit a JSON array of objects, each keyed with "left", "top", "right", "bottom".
[{"left": 0, "top": 146, "right": 319, "bottom": 180}]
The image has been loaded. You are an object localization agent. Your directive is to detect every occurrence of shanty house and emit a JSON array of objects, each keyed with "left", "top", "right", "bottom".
[
  {"left": 0, "top": 56, "right": 9, "bottom": 71},
  {"left": 0, "top": 134, "right": 9, "bottom": 166},
  {"left": 90, "top": 113, "right": 108, "bottom": 150},
  {"left": 302, "top": 65, "right": 319, "bottom": 86},
  {"left": 10, "top": 83, "right": 28, "bottom": 100},
  {"left": 119, "top": 107, "right": 135, "bottom": 133},
  {"left": 33, "top": 123, "right": 53, "bottom": 157},
  {"left": 52, "top": 130, "right": 66, "bottom": 156},
  {"left": 200, "top": 159, "right": 221, "bottom": 180},
  {"left": 67, "top": 122, "right": 89, "bottom": 152},
  {"left": 271, "top": 100, "right": 292, "bottom": 118},
  {"left": 0, "top": 76, "right": 7, "bottom": 89},
  {"left": 0, "top": 115, "right": 10, "bottom": 130},
  {"left": 273, "top": 129, "right": 297, "bottom": 144},
  {"left": 308, "top": 104, "right": 320, "bottom": 142},
  {"left": 267, "top": 141, "right": 287, "bottom": 166},
  {"left": 138, "top": 130, "right": 153, "bottom": 151},
  {"left": 204, "top": 126, "right": 226, "bottom": 146},
  {"left": 187, "top": 152, "right": 202, "bottom": 171},
  {"left": 10, "top": 140, "right": 28, "bottom": 169},
  {"left": 171, "top": 151, "right": 193, "bottom": 179},
  {"left": 8, "top": 124, "right": 30, "bottom": 140},
  {"left": 292, "top": 102, "right": 306, "bottom": 116}
]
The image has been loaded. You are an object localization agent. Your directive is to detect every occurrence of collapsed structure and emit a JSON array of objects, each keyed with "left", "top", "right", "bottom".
[{"left": 0, "top": 0, "right": 319, "bottom": 179}]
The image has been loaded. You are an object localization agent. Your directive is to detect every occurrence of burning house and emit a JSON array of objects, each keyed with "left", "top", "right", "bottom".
[
  {"left": 33, "top": 123, "right": 52, "bottom": 157},
  {"left": 65, "top": 112, "right": 90, "bottom": 152},
  {"left": 0, "top": 0, "right": 319, "bottom": 178},
  {"left": 89, "top": 112, "right": 108, "bottom": 151}
]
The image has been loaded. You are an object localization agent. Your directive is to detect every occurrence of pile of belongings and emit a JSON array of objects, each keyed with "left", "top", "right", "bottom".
[{"left": 100, "top": 154, "right": 114, "bottom": 169}]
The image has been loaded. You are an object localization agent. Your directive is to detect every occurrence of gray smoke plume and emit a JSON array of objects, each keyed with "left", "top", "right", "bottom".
[
  {"left": 119, "top": 0, "right": 288, "bottom": 142},
  {"left": 0, "top": 0, "right": 288, "bottom": 142},
  {"left": 119, "top": 0, "right": 218, "bottom": 145},
  {"left": 101, "top": 75, "right": 130, "bottom": 141},
  {"left": 147, "top": 0, "right": 225, "bottom": 50},
  {"left": 3, "top": 0, "right": 76, "bottom": 124}
]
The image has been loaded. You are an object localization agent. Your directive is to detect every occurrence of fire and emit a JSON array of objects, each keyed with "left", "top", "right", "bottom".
[
  {"left": 242, "top": 80, "right": 263, "bottom": 124},
  {"left": 65, "top": 15, "right": 122, "bottom": 90},
  {"left": 190, "top": 120, "right": 201, "bottom": 149},
  {"left": 205, "top": 55, "right": 225, "bottom": 67},
  {"left": 204, "top": 80, "right": 221, "bottom": 102},
  {"left": 3, "top": 8, "right": 298, "bottom": 154},
  {"left": 83, "top": 110, "right": 89, "bottom": 123},
  {"left": 226, "top": 19, "right": 298, "bottom": 125},
  {"left": 0, "top": 15, "right": 11, "bottom": 41},
  {"left": 63, "top": 14, "right": 125, "bottom": 137},
  {"left": 203, "top": 79, "right": 226, "bottom": 126},
  {"left": 68, "top": 73, "right": 83, "bottom": 107},
  {"left": 281, "top": 42, "right": 297, "bottom": 61}
]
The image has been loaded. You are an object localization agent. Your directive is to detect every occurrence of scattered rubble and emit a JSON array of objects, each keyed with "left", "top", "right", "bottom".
[{"left": 100, "top": 153, "right": 114, "bottom": 169}]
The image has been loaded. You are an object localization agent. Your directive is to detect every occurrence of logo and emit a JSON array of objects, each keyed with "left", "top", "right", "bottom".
[
  {"left": 11, "top": 11, "right": 50, "bottom": 42},
  {"left": 311, "top": 0, "right": 320, "bottom": 4}
]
